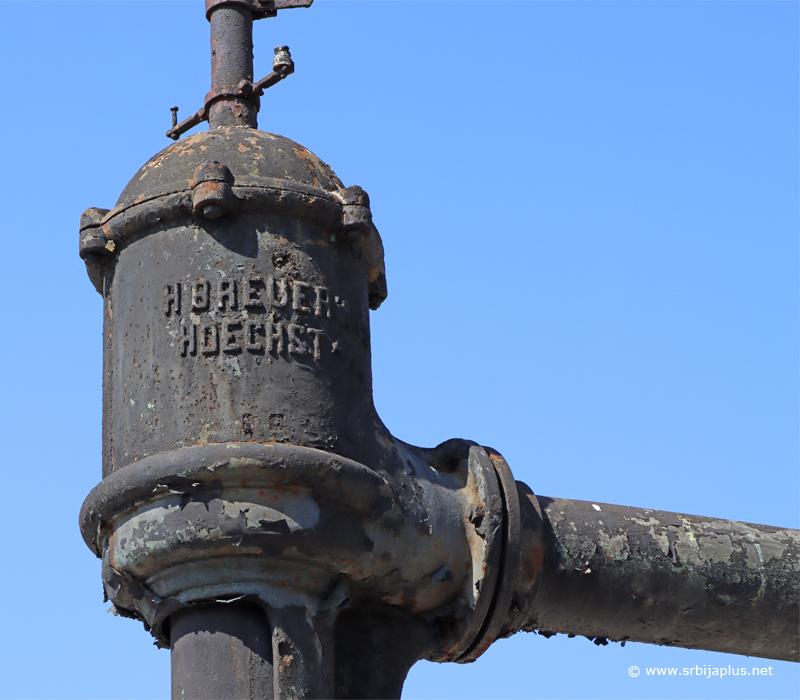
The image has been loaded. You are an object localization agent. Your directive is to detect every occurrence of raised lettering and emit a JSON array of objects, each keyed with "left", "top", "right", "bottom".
[
  {"left": 180, "top": 321, "right": 196, "bottom": 356},
  {"left": 164, "top": 283, "right": 181, "bottom": 316},
  {"left": 314, "top": 286, "right": 331, "bottom": 318},
  {"left": 307, "top": 328, "right": 324, "bottom": 361},
  {"left": 218, "top": 278, "right": 237, "bottom": 311},
  {"left": 201, "top": 323, "right": 219, "bottom": 355},
  {"left": 192, "top": 280, "right": 210, "bottom": 311},
  {"left": 244, "top": 277, "right": 264, "bottom": 310},
  {"left": 269, "top": 277, "right": 288, "bottom": 308},
  {"left": 222, "top": 321, "right": 242, "bottom": 354},
  {"left": 245, "top": 320, "right": 264, "bottom": 352},
  {"left": 288, "top": 323, "right": 307, "bottom": 356},
  {"left": 292, "top": 281, "right": 311, "bottom": 313},
  {"left": 174, "top": 273, "right": 337, "bottom": 365},
  {"left": 266, "top": 321, "right": 285, "bottom": 354}
]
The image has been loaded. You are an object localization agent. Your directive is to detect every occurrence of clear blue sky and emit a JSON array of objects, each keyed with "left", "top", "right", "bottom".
[{"left": 1, "top": 1, "right": 797, "bottom": 699}]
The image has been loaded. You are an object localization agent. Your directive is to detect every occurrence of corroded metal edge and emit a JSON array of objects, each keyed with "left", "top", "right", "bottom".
[
  {"left": 81, "top": 441, "right": 509, "bottom": 664},
  {"left": 79, "top": 179, "right": 387, "bottom": 308},
  {"left": 455, "top": 447, "right": 523, "bottom": 663},
  {"left": 79, "top": 442, "right": 389, "bottom": 554}
]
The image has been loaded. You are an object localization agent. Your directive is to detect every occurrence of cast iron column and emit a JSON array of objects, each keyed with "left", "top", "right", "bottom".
[{"left": 78, "top": 3, "right": 799, "bottom": 699}]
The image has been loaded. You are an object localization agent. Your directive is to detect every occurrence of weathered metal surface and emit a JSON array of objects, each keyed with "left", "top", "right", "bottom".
[
  {"left": 80, "top": 128, "right": 386, "bottom": 475},
  {"left": 171, "top": 604, "right": 273, "bottom": 699},
  {"left": 167, "top": 0, "right": 307, "bottom": 140},
  {"left": 498, "top": 493, "right": 800, "bottom": 663},
  {"left": 457, "top": 448, "right": 523, "bottom": 663},
  {"left": 205, "top": 0, "right": 314, "bottom": 22},
  {"left": 79, "top": 2, "right": 799, "bottom": 698},
  {"left": 207, "top": 4, "right": 257, "bottom": 128},
  {"left": 78, "top": 113, "right": 508, "bottom": 687},
  {"left": 80, "top": 441, "right": 503, "bottom": 656}
]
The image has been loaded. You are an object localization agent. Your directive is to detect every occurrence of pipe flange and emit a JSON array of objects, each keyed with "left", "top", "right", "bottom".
[
  {"left": 81, "top": 442, "right": 498, "bottom": 655},
  {"left": 205, "top": 0, "right": 314, "bottom": 21},
  {"left": 455, "top": 447, "right": 522, "bottom": 663}
]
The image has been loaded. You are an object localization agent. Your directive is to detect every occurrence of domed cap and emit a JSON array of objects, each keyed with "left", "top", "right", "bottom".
[
  {"left": 80, "top": 127, "right": 387, "bottom": 309},
  {"left": 117, "top": 127, "right": 344, "bottom": 209}
]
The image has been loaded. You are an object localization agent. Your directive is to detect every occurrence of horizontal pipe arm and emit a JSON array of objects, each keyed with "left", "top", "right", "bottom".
[{"left": 503, "top": 486, "right": 800, "bottom": 662}]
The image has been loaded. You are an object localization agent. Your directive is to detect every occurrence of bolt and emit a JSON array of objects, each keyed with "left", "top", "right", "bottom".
[
  {"left": 202, "top": 204, "right": 223, "bottom": 219},
  {"left": 171, "top": 106, "right": 179, "bottom": 128}
]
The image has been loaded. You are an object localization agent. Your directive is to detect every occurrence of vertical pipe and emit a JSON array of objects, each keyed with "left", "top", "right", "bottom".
[
  {"left": 171, "top": 604, "right": 274, "bottom": 700},
  {"left": 208, "top": 4, "right": 258, "bottom": 128},
  {"left": 269, "top": 606, "right": 333, "bottom": 700}
]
